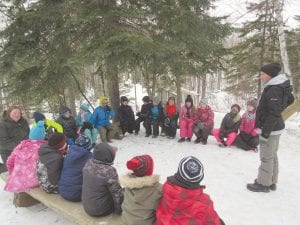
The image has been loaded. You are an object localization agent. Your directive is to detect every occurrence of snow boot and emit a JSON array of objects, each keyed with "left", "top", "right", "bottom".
[
  {"left": 247, "top": 181, "right": 270, "bottom": 192},
  {"left": 194, "top": 137, "right": 201, "bottom": 144},
  {"left": 186, "top": 138, "right": 191, "bottom": 142},
  {"left": 270, "top": 184, "right": 277, "bottom": 191}
]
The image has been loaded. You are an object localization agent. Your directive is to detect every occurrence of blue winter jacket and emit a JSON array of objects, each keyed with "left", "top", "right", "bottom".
[
  {"left": 91, "top": 106, "right": 115, "bottom": 128},
  {"left": 76, "top": 111, "right": 92, "bottom": 126},
  {"left": 151, "top": 106, "right": 160, "bottom": 120},
  {"left": 58, "top": 145, "right": 92, "bottom": 201}
]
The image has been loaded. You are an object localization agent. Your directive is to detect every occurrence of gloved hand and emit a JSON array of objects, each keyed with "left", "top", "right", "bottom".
[
  {"left": 83, "top": 121, "right": 93, "bottom": 130},
  {"left": 219, "top": 131, "right": 226, "bottom": 139},
  {"left": 136, "top": 112, "right": 142, "bottom": 117},
  {"left": 105, "top": 106, "right": 111, "bottom": 112}
]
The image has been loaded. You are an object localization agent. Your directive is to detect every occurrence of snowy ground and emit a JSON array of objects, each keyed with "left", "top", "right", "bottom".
[{"left": 1, "top": 111, "right": 300, "bottom": 225}]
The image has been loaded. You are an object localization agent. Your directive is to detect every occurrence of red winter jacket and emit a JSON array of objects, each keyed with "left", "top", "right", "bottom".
[
  {"left": 166, "top": 103, "right": 177, "bottom": 118},
  {"left": 196, "top": 106, "right": 214, "bottom": 128},
  {"left": 240, "top": 112, "right": 258, "bottom": 137},
  {"left": 155, "top": 181, "right": 221, "bottom": 225}
]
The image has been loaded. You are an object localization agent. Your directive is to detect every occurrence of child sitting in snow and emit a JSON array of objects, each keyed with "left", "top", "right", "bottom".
[
  {"left": 178, "top": 95, "right": 197, "bottom": 142},
  {"left": 4, "top": 121, "right": 47, "bottom": 193},
  {"left": 154, "top": 156, "right": 224, "bottom": 225},
  {"left": 163, "top": 96, "right": 179, "bottom": 139},
  {"left": 235, "top": 99, "right": 259, "bottom": 152},
  {"left": 82, "top": 143, "right": 123, "bottom": 217},
  {"left": 135, "top": 96, "right": 153, "bottom": 137},
  {"left": 120, "top": 155, "right": 162, "bottom": 225},
  {"left": 58, "top": 135, "right": 92, "bottom": 202},
  {"left": 37, "top": 133, "right": 67, "bottom": 194},
  {"left": 212, "top": 104, "right": 241, "bottom": 147},
  {"left": 76, "top": 103, "right": 98, "bottom": 146},
  {"left": 118, "top": 96, "right": 136, "bottom": 135},
  {"left": 150, "top": 96, "right": 164, "bottom": 138}
]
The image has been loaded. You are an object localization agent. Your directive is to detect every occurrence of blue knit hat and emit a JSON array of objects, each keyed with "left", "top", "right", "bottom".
[
  {"left": 75, "top": 135, "right": 92, "bottom": 150},
  {"left": 29, "top": 121, "right": 46, "bottom": 140},
  {"left": 80, "top": 103, "right": 89, "bottom": 112}
]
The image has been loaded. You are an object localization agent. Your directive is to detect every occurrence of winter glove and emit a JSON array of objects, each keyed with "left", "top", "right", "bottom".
[
  {"left": 219, "top": 131, "right": 226, "bottom": 139},
  {"left": 105, "top": 106, "right": 111, "bottom": 112}
]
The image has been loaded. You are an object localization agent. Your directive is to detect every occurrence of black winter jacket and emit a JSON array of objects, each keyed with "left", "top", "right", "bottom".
[
  {"left": 256, "top": 74, "right": 294, "bottom": 137},
  {"left": 0, "top": 116, "right": 29, "bottom": 154}
]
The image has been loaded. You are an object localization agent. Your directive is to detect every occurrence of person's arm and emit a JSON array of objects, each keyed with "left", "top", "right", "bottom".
[
  {"left": 45, "top": 119, "right": 63, "bottom": 133},
  {"left": 107, "top": 169, "right": 123, "bottom": 214},
  {"left": 6, "top": 145, "right": 19, "bottom": 174},
  {"left": 261, "top": 87, "right": 285, "bottom": 138}
]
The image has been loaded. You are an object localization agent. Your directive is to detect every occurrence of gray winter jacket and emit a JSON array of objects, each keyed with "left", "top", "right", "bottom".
[{"left": 82, "top": 158, "right": 123, "bottom": 217}]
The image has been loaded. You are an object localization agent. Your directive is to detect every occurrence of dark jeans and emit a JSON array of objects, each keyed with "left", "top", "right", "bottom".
[
  {"left": 152, "top": 119, "right": 160, "bottom": 136},
  {"left": 135, "top": 117, "right": 152, "bottom": 135},
  {"left": 164, "top": 118, "right": 178, "bottom": 138},
  {"left": 0, "top": 152, "right": 11, "bottom": 173}
]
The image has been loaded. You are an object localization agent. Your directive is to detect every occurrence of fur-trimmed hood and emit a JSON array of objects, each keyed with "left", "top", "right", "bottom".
[{"left": 120, "top": 173, "right": 160, "bottom": 189}]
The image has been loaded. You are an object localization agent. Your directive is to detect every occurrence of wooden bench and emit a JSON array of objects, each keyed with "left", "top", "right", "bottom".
[{"left": 1, "top": 172, "right": 122, "bottom": 225}]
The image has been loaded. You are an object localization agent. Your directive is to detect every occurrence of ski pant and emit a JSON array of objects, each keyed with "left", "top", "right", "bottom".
[
  {"left": 152, "top": 119, "right": 160, "bottom": 136},
  {"left": 212, "top": 128, "right": 237, "bottom": 146},
  {"left": 120, "top": 121, "right": 136, "bottom": 135},
  {"left": 98, "top": 125, "right": 116, "bottom": 142},
  {"left": 235, "top": 132, "right": 259, "bottom": 150},
  {"left": 257, "top": 135, "right": 280, "bottom": 186},
  {"left": 165, "top": 117, "right": 178, "bottom": 138},
  {"left": 180, "top": 119, "right": 194, "bottom": 138},
  {"left": 83, "top": 128, "right": 98, "bottom": 143},
  {"left": 193, "top": 126, "right": 213, "bottom": 142},
  {"left": 135, "top": 117, "right": 152, "bottom": 135}
]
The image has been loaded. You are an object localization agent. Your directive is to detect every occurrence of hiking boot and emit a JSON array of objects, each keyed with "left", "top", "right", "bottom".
[
  {"left": 178, "top": 138, "right": 185, "bottom": 143},
  {"left": 270, "top": 184, "right": 277, "bottom": 191},
  {"left": 194, "top": 137, "right": 201, "bottom": 144},
  {"left": 145, "top": 134, "right": 151, "bottom": 137},
  {"left": 186, "top": 138, "right": 191, "bottom": 142},
  {"left": 201, "top": 139, "right": 207, "bottom": 145},
  {"left": 247, "top": 182, "right": 270, "bottom": 193}
]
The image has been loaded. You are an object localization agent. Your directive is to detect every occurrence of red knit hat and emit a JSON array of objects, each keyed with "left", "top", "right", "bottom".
[
  {"left": 231, "top": 104, "right": 241, "bottom": 112},
  {"left": 126, "top": 155, "right": 154, "bottom": 177}
]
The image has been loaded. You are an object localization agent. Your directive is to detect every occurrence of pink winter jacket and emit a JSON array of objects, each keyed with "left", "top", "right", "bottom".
[
  {"left": 4, "top": 139, "right": 46, "bottom": 193},
  {"left": 239, "top": 112, "right": 258, "bottom": 137},
  {"left": 179, "top": 106, "right": 197, "bottom": 123}
]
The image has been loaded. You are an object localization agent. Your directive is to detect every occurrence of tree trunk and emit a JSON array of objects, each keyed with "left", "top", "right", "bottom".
[
  {"left": 274, "top": 0, "right": 292, "bottom": 84},
  {"left": 201, "top": 74, "right": 207, "bottom": 99},
  {"left": 151, "top": 74, "right": 157, "bottom": 98},
  {"left": 107, "top": 57, "right": 120, "bottom": 121},
  {"left": 258, "top": 0, "right": 268, "bottom": 97},
  {"left": 175, "top": 74, "right": 182, "bottom": 106}
]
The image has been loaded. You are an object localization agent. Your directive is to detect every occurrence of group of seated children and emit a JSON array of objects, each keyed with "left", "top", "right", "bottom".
[
  {"left": 5, "top": 123, "right": 225, "bottom": 224},
  {"left": 133, "top": 94, "right": 258, "bottom": 152}
]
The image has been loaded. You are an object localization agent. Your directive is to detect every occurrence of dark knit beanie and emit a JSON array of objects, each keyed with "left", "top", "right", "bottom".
[
  {"left": 121, "top": 96, "right": 128, "bottom": 102},
  {"left": 33, "top": 112, "right": 46, "bottom": 123},
  {"left": 93, "top": 143, "right": 117, "bottom": 165},
  {"left": 75, "top": 135, "right": 92, "bottom": 150},
  {"left": 231, "top": 104, "right": 241, "bottom": 112},
  {"left": 126, "top": 155, "right": 154, "bottom": 177},
  {"left": 176, "top": 156, "right": 204, "bottom": 184},
  {"left": 142, "top": 96, "right": 150, "bottom": 103},
  {"left": 260, "top": 63, "right": 281, "bottom": 78},
  {"left": 48, "top": 133, "right": 67, "bottom": 149}
]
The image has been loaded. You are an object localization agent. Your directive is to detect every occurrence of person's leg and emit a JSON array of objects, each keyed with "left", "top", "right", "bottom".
[
  {"left": 91, "top": 128, "right": 98, "bottom": 143},
  {"left": 248, "top": 136, "right": 259, "bottom": 148},
  {"left": 143, "top": 118, "right": 152, "bottom": 136},
  {"left": 170, "top": 118, "right": 177, "bottom": 138},
  {"left": 134, "top": 117, "right": 143, "bottom": 134},
  {"left": 98, "top": 127, "right": 107, "bottom": 142},
  {"left": 152, "top": 119, "right": 159, "bottom": 136},
  {"left": 257, "top": 135, "right": 280, "bottom": 186},
  {"left": 106, "top": 124, "right": 118, "bottom": 141},
  {"left": 180, "top": 120, "right": 188, "bottom": 138},
  {"left": 235, "top": 135, "right": 249, "bottom": 150},
  {"left": 187, "top": 120, "right": 194, "bottom": 138},
  {"left": 226, "top": 132, "right": 238, "bottom": 146},
  {"left": 83, "top": 129, "right": 93, "bottom": 142},
  {"left": 212, "top": 128, "right": 222, "bottom": 143}
]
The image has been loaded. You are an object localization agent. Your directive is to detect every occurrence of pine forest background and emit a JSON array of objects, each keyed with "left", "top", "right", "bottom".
[{"left": 0, "top": 0, "right": 299, "bottom": 118}]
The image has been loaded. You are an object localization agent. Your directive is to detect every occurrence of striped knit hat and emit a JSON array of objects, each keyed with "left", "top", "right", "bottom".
[{"left": 177, "top": 156, "right": 204, "bottom": 184}]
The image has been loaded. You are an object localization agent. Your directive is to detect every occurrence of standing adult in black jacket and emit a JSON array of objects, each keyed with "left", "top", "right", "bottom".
[
  {"left": 247, "top": 63, "right": 294, "bottom": 193},
  {"left": 118, "top": 96, "right": 136, "bottom": 135}
]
